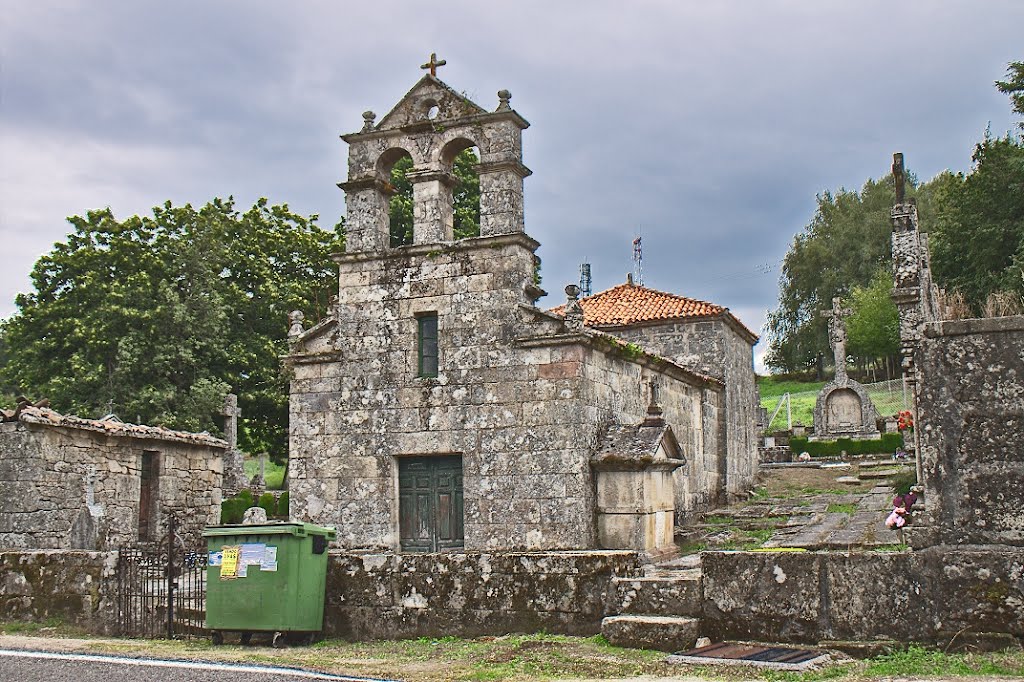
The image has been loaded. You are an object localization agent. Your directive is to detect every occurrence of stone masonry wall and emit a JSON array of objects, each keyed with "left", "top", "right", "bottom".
[
  {"left": 609, "top": 318, "right": 758, "bottom": 503},
  {"left": 0, "top": 550, "right": 119, "bottom": 634},
  {"left": 325, "top": 550, "right": 640, "bottom": 639},
  {"left": 917, "top": 316, "right": 1024, "bottom": 546},
  {"left": 701, "top": 548, "right": 1024, "bottom": 646},
  {"left": 0, "top": 423, "right": 223, "bottom": 549}
]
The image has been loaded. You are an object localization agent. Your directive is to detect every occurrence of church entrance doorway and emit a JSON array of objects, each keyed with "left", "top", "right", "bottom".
[{"left": 398, "top": 455, "right": 464, "bottom": 552}]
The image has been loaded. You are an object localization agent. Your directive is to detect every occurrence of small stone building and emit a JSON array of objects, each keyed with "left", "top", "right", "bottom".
[
  {"left": 285, "top": 72, "right": 759, "bottom": 554},
  {"left": 0, "top": 406, "right": 225, "bottom": 550}
]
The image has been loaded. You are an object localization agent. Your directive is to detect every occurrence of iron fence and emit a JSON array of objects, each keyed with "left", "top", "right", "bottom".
[{"left": 116, "top": 514, "right": 207, "bottom": 639}]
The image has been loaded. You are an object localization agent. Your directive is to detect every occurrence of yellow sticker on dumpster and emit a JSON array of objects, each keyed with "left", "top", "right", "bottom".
[{"left": 220, "top": 545, "right": 241, "bottom": 579}]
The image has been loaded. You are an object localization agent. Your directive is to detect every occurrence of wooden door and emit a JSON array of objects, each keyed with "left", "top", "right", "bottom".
[
  {"left": 138, "top": 451, "right": 160, "bottom": 541},
  {"left": 398, "top": 456, "right": 463, "bottom": 552}
]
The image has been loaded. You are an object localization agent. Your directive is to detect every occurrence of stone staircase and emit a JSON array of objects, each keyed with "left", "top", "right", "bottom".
[{"left": 600, "top": 554, "right": 703, "bottom": 652}]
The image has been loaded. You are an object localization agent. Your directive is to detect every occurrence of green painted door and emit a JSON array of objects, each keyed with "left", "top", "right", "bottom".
[{"left": 398, "top": 456, "right": 464, "bottom": 552}]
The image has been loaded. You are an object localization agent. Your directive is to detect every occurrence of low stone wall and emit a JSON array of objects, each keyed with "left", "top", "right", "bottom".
[
  {"left": 0, "top": 550, "right": 118, "bottom": 633},
  {"left": 701, "top": 547, "right": 1024, "bottom": 647},
  {"left": 759, "top": 446, "right": 792, "bottom": 463},
  {"left": 325, "top": 550, "right": 640, "bottom": 639}
]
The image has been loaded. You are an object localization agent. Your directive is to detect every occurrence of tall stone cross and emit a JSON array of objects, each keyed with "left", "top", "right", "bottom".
[
  {"left": 221, "top": 393, "right": 241, "bottom": 450},
  {"left": 420, "top": 52, "right": 446, "bottom": 77},
  {"left": 892, "top": 152, "right": 906, "bottom": 203},
  {"left": 822, "top": 297, "right": 853, "bottom": 381}
]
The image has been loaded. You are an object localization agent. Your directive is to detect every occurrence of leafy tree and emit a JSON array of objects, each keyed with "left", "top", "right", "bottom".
[
  {"left": 389, "top": 148, "right": 481, "bottom": 246},
  {"left": 929, "top": 131, "right": 1024, "bottom": 308},
  {"left": 996, "top": 60, "right": 1024, "bottom": 127},
  {"left": 765, "top": 173, "right": 936, "bottom": 374},
  {"left": 846, "top": 268, "right": 900, "bottom": 376},
  {"left": 0, "top": 198, "right": 341, "bottom": 461}
]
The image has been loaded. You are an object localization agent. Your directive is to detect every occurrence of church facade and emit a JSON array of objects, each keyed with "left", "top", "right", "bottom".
[{"left": 285, "top": 72, "right": 758, "bottom": 554}]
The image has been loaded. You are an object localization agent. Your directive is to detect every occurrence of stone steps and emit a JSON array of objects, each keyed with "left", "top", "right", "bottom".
[
  {"left": 602, "top": 556, "right": 704, "bottom": 652},
  {"left": 601, "top": 614, "right": 700, "bottom": 653}
]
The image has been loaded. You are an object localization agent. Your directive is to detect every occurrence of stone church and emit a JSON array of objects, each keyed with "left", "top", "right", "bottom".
[{"left": 285, "top": 69, "right": 759, "bottom": 555}]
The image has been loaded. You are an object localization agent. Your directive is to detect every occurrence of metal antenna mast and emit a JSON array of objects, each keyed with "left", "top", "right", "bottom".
[
  {"left": 579, "top": 262, "right": 592, "bottom": 298},
  {"left": 632, "top": 232, "right": 643, "bottom": 286}
]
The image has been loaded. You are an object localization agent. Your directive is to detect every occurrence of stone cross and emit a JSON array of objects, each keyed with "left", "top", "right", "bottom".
[
  {"left": 892, "top": 152, "right": 906, "bottom": 203},
  {"left": 420, "top": 52, "right": 446, "bottom": 77},
  {"left": 221, "top": 393, "right": 241, "bottom": 450},
  {"left": 822, "top": 297, "right": 853, "bottom": 381}
]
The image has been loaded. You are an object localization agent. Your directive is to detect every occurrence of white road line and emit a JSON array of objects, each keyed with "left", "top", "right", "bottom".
[{"left": 0, "top": 648, "right": 399, "bottom": 681}]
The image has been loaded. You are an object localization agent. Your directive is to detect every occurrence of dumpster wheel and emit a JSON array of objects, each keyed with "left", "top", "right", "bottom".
[
  {"left": 211, "top": 631, "right": 224, "bottom": 646},
  {"left": 272, "top": 631, "right": 286, "bottom": 648}
]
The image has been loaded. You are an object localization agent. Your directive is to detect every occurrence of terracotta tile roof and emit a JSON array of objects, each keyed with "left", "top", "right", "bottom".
[
  {"left": 7, "top": 405, "right": 228, "bottom": 448},
  {"left": 551, "top": 282, "right": 725, "bottom": 327}
]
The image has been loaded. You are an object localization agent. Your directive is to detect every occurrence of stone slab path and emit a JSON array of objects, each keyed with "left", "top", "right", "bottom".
[{"left": 691, "top": 459, "right": 919, "bottom": 551}]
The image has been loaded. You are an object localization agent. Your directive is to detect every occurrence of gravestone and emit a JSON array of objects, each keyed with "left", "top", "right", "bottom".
[{"left": 812, "top": 298, "right": 879, "bottom": 440}]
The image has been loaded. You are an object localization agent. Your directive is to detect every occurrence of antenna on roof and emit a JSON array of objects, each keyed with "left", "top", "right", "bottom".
[
  {"left": 579, "top": 262, "right": 592, "bottom": 298},
  {"left": 632, "top": 231, "right": 643, "bottom": 286}
]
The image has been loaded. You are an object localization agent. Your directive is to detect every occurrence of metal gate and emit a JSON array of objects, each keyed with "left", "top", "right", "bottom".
[{"left": 117, "top": 514, "right": 208, "bottom": 639}]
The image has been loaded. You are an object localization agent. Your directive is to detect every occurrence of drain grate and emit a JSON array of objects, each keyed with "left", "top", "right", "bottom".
[{"left": 666, "top": 642, "right": 830, "bottom": 671}]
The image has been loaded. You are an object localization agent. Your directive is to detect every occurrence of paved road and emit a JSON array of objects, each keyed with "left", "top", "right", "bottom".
[{"left": 0, "top": 649, "right": 396, "bottom": 682}]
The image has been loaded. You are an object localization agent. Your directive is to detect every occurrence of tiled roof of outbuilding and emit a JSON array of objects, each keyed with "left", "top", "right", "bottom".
[{"left": 5, "top": 405, "right": 227, "bottom": 448}]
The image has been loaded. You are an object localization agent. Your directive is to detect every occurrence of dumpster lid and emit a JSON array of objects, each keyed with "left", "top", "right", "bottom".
[{"left": 203, "top": 521, "right": 337, "bottom": 540}]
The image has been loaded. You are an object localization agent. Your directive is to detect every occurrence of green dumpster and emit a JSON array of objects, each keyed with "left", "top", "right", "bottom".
[{"left": 203, "top": 522, "right": 336, "bottom": 646}]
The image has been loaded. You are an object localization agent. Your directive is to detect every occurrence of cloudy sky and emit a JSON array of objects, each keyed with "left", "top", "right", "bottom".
[{"left": 2, "top": 1, "right": 1021, "bottom": 371}]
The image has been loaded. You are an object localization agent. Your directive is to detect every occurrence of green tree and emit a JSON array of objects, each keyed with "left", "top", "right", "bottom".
[
  {"left": 0, "top": 198, "right": 341, "bottom": 461},
  {"left": 765, "top": 172, "right": 936, "bottom": 374},
  {"left": 929, "top": 132, "right": 1024, "bottom": 308},
  {"left": 846, "top": 268, "right": 900, "bottom": 377},
  {"left": 388, "top": 148, "right": 481, "bottom": 247},
  {"left": 996, "top": 60, "right": 1024, "bottom": 127}
]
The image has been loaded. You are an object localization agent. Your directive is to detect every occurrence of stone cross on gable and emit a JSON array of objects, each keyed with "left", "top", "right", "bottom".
[
  {"left": 822, "top": 297, "right": 853, "bottom": 381},
  {"left": 221, "top": 393, "right": 241, "bottom": 450},
  {"left": 420, "top": 52, "right": 446, "bottom": 77}
]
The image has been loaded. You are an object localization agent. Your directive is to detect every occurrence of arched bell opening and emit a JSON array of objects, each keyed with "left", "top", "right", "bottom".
[
  {"left": 378, "top": 147, "right": 414, "bottom": 247},
  {"left": 440, "top": 138, "right": 481, "bottom": 240}
]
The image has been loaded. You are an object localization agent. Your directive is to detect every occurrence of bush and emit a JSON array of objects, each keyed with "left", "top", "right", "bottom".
[
  {"left": 258, "top": 492, "right": 277, "bottom": 518},
  {"left": 236, "top": 488, "right": 254, "bottom": 508},
  {"left": 276, "top": 491, "right": 289, "bottom": 519},
  {"left": 790, "top": 433, "right": 904, "bottom": 457},
  {"left": 219, "top": 496, "right": 247, "bottom": 524}
]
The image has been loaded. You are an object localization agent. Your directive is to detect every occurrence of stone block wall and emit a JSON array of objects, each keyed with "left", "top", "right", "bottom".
[
  {"left": 917, "top": 316, "right": 1024, "bottom": 546},
  {"left": 0, "top": 422, "right": 224, "bottom": 549},
  {"left": 324, "top": 550, "right": 640, "bottom": 639},
  {"left": 701, "top": 548, "right": 1024, "bottom": 646},
  {"left": 609, "top": 318, "right": 759, "bottom": 502},
  {"left": 0, "top": 550, "right": 119, "bottom": 633}
]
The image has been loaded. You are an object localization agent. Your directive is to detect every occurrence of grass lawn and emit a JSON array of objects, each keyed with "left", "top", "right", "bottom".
[
  {"left": 243, "top": 456, "right": 286, "bottom": 489},
  {"left": 758, "top": 376, "right": 823, "bottom": 430},
  {"left": 758, "top": 376, "right": 909, "bottom": 432},
  {"left": 2, "top": 627, "right": 1023, "bottom": 681}
]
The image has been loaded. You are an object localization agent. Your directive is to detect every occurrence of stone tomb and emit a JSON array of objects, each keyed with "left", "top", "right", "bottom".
[{"left": 812, "top": 298, "right": 879, "bottom": 439}]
